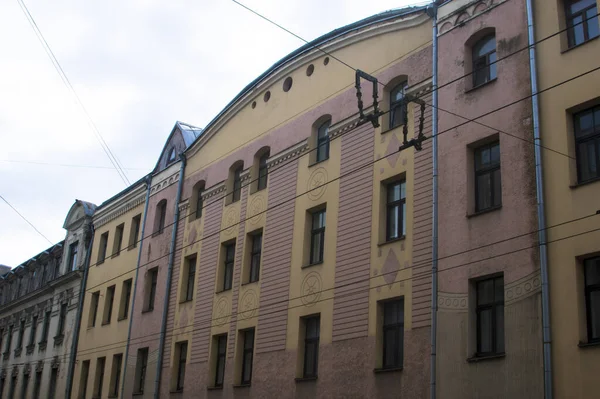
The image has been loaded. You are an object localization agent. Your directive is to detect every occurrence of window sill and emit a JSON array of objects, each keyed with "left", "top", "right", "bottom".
[
  {"left": 141, "top": 308, "right": 154, "bottom": 314},
  {"left": 152, "top": 231, "right": 164, "bottom": 238},
  {"left": 127, "top": 244, "right": 138, "bottom": 251},
  {"left": 170, "top": 389, "right": 184, "bottom": 394},
  {"left": 302, "top": 261, "right": 323, "bottom": 269},
  {"left": 207, "top": 386, "right": 223, "bottom": 391},
  {"left": 38, "top": 340, "right": 47, "bottom": 351},
  {"left": 380, "top": 123, "right": 405, "bottom": 136},
  {"left": 309, "top": 158, "right": 329, "bottom": 168},
  {"left": 467, "top": 205, "right": 502, "bottom": 218},
  {"left": 562, "top": 35, "right": 600, "bottom": 54},
  {"left": 570, "top": 176, "right": 600, "bottom": 189},
  {"left": 2, "top": 352, "right": 9, "bottom": 361},
  {"left": 108, "top": 395, "right": 118, "bottom": 398},
  {"left": 101, "top": 321, "right": 111, "bottom": 326},
  {"left": 465, "top": 77, "right": 497, "bottom": 94},
  {"left": 578, "top": 340, "right": 600, "bottom": 349},
  {"left": 26, "top": 344, "right": 35, "bottom": 355},
  {"left": 377, "top": 236, "right": 406, "bottom": 246},
  {"left": 179, "top": 299, "right": 193, "bottom": 304},
  {"left": 111, "top": 252, "right": 121, "bottom": 259},
  {"left": 373, "top": 366, "right": 403, "bottom": 374},
  {"left": 117, "top": 316, "right": 128, "bottom": 322},
  {"left": 233, "top": 383, "right": 251, "bottom": 388},
  {"left": 97, "top": 259, "right": 105, "bottom": 266},
  {"left": 466, "top": 352, "right": 505, "bottom": 363},
  {"left": 215, "top": 288, "right": 232, "bottom": 294},
  {"left": 241, "top": 280, "right": 259, "bottom": 287},
  {"left": 132, "top": 392, "right": 144, "bottom": 396},
  {"left": 53, "top": 335, "right": 64, "bottom": 346},
  {"left": 295, "top": 376, "right": 318, "bottom": 383}
]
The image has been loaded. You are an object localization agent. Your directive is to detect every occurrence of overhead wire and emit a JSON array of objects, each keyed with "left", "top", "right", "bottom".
[{"left": 0, "top": 194, "right": 53, "bottom": 246}]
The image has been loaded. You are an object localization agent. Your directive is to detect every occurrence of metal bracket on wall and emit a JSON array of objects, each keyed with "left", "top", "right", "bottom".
[
  {"left": 399, "top": 94, "right": 427, "bottom": 152},
  {"left": 355, "top": 69, "right": 383, "bottom": 128}
]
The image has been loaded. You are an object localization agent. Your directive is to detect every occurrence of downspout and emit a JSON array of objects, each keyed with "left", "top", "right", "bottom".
[
  {"left": 65, "top": 225, "right": 94, "bottom": 399},
  {"left": 120, "top": 175, "right": 152, "bottom": 397},
  {"left": 154, "top": 154, "right": 186, "bottom": 399},
  {"left": 428, "top": 3, "right": 439, "bottom": 399},
  {"left": 525, "top": 1, "right": 552, "bottom": 398}
]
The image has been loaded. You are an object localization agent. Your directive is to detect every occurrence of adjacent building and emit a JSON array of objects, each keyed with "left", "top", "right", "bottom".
[{"left": 0, "top": 199, "right": 95, "bottom": 399}]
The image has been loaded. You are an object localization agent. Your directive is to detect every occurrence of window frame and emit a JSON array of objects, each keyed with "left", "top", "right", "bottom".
[
  {"left": 303, "top": 316, "right": 320, "bottom": 378},
  {"left": 386, "top": 180, "right": 406, "bottom": 241},
  {"left": 40, "top": 311, "right": 50, "bottom": 343},
  {"left": 185, "top": 256, "right": 196, "bottom": 302},
  {"left": 257, "top": 152, "right": 269, "bottom": 191},
  {"left": 17, "top": 319, "right": 25, "bottom": 350},
  {"left": 130, "top": 214, "right": 141, "bottom": 248},
  {"left": 475, "top": 275, "right": 505, "bottom": 356},
  {"left": 119, "top": 279, "right": 133, "bottom": 320},
  {"left": 223, "top": 243, "right": 235, "bottom": 291},
  {"left": 316, "top": 120, "right": 331, "bottom": 163},
  {"left": 565, "top": 0, "right": 599, "bottom": 48},
  {"left": 156, "top": 200, "right": 167, "bottom": 235},
  {"left": 309, "top": 209, "right": 326, "bottom": 265},
  {"left": 241, "top": 328, "right": 255, "bottom": 385},
  {"left": 472, "top": 34, "right": 497, "bottom": 88},
  {"left": 98, "top": 232, "right": 109, "bottom": 264},
  {"left": 56, "top": 303, "right": 67, "bottom": 337},
  {"left": 584, "top": 256, "right": 600, "bottom": 343},
  {"left": 103, "top": 286, "right": 115, "bottom": 325},
  {"left": 28, "top": 316, "right": 37, "bottom": 347},
  {"left": 232, "top": 166, "right": 243, "bottom": 203},
  {"left": 249, "top": 233, "right": 262, "bottom": 283},
  {"left": 110, "top": 353, "right": 123, "bottom": 397},
  {"left": 382, "top": 299, "right": 404, "bottom": 369},
  {"left": 135, "top": 347, "right": 149, "bottom": 394},
  {"left": 146, "top": 268, "right": 158, "bottom": 311},
  {"left": 574, "top": 105, "right": 600, "bottom": 183},
  {"left": 474, "top": 141, "right": 502, "bottom": 212},
  {"left": 89, "top": 292, "right": 100, "bottom": 328},
  {"left": 79, "top": 360, "right": 90, "bottom": 399},
  {"left": 214, "top": 335, "right": 227, "bottom": 387},
  {"left": 68, "top": 241, "right": 79, "bottom": 271},
  {"left": 113, "top": 223, "right": 124, "bottom": 257},
  {"left": 195, "top": 188, "right": 204, "bottom": 220},
  {"left": 389, "top": 82, "right": 408, "bottom": 130},
  {"left": 167, "top": 147, "right": 177, "bottom": 165},
  {"left": 94, "top": 357, "right": 106, "bottom": 399}
]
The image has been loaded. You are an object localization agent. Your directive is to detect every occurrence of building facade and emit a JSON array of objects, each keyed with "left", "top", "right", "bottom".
[
  {"left": 435, "top": 0, "right": 544, "bottom": 397},
  {"left": 534, "top": 0, "right": 600, "bottom": 397},
  {"left": 0, "top": 199, "right": 95, "bottom": 399},
  {"left": 71, "top": 181, "right": 146, "bottom": 399}
]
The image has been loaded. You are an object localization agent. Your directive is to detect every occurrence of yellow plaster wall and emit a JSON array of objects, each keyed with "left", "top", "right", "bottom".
[{"left": 534, "top": 1, "right": 600, "bottom": 397}]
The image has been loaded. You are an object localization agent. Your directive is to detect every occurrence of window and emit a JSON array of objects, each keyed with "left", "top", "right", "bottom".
[
  {"left": 21, "top": 371, "right": 29, "bottom": 398},
  {"left": 214, "top": 335, "right": 227, "bottom": 387},
  {"left": 303, "top": 316, "right": 320, "bottom": 378},
  {"left": 0, "top": 377, "right": 4, "bottom": 399},
  {"left": 28, "top": 316, "right": 37, "bottom": 348},
  {"left": 134, "top": 348, "right": 148, "bottom": 394},
  {"left": 57, "top": 303, "right": 67, "bottom": 337},
  {"left": 584, "top": 257, "right": 600, "bottom": 342},
  {"left": 79, "top": 360, "right": 90, "bottom": 399},
  {"left": 109, "top": 353, "right": 123, "bottom": 397},
  {"left": 89, "top": 292, "right": 100, "bottom": 328},
  {"left": 129, "top": 214, "right": 142, "bottom": 248},
  {"left": 98, "top": 232, "right": 109, "bottom": 264},
  {"left": 194, "top": 184, "right": 204, "bottom": 220},
  {"left": 566, "top": 0, "right": 599, "bottom": 47},
  {"left": 316, "top": 120, "right": 330, "bottom": 163},
  {"left": 382, "top": 299, "right": 404, "bottom": 369},
  {"left": 310, "top": 209, "right": 326, "bottom": 265},
  {"left": 68, "top": 241, "right": 79, "bottom": 271},
  {"left": 0, "top": 329, "right": 3, "bottom": 354},
  {"left": 183, "top": 255, "right": 196, "bottom": 302},
  {"left": 232, "top": 166, "right": 243, "bottom": 203},
  {"left": 145, "top": 268, "right": 158, "bottom": 311},
  {"left": 8, "top": 376, "right": 16, "bottom": 399},
  {"left": 386, "top": 180, "right": 406, "bottom": 241},
  {"left": 155, "top": 200, "right": 167, "bottom": 235},
  {"left": 389, "top": 82, "right": 407, "bottom": 130},
  {"left": 4, "top": 325, "right": 13, "bottom": 355},
  {"left": 17, "top": 319, "right": 25, "bottom": 349},
  {"left": 472, "top": 35, "right": 497, "bottom": 87},
  {"left": 257, "top": 151, "right": 269, "bottom": 191},
  {"left": 168, "top": 147, "right": 176, "bottom": 164},
  {"left": 474, "top": 141, "right": 501, "bottom": 212},
  {"left": 241, "top": 329, "right": 255, "bottom": 385},
  {"left": 93, "top": 357, "right": 106, "bottom": 399},
  {"left": 222, "top": 243, "right": 235, "bottom": 291},
  {"left": 103, "top": 286, "right": 115, "bottom": 325},
  {"left": 118, "top": 279, "right": 132, "bottom": 320},
  {"left": 475, "top": 275, "right": 504, "bottom": 356},
  {"left": 49, "top": 368, "right": 58, "bottom": 399},
  {"left": 176, "top": 341, "right": 187, "bottom": 391},
  {"left": 113, "top": 223, "right": 124, "bottom": 256},
  {"left": 574, "top": 105, "right": 600, "bottom": 183},
  {"left": 249, "top": 233, "right": 262, "bottom": 283},
  {"left": 40, "top": 311, "right": 50, "bottom": 343},
  {"left": 33, "top": 371, "right": 42, "bottom": 399}
]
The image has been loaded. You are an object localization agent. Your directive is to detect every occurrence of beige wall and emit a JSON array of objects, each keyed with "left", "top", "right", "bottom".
[{"left": 534, "top": 1, "right": 600, "bottom": 398}]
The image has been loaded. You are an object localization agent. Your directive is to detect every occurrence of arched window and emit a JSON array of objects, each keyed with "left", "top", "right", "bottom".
[
  {"left": 192, "top": 182, "right": 205, "bottom": 220},
  {"left": 231, "top": 165, "right": 243, "bottom": 203},
  {"left": 167, "top": 148, "right": 176, "bottom": 165},
  {"left": 316, "top": 120, "right": 330, "bottom": 163},
  {"left": 155, "top": 200, "right": 167, "bottom": 234},
  {"left": 472, "top": 34, "right": 497, "bottom": 87},
  {"left": 389, "top": 82, "right": 407, "bottom": 130}
]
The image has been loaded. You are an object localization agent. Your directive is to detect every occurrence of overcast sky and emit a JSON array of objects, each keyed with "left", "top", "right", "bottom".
[{"left": 0, "top": 0, "right": 421, "bottom": 267}]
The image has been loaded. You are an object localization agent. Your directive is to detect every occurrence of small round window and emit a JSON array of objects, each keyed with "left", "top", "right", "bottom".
[
  {"left": 306, "top": 64, "right": 314, "bottom": 76},
  {"left": 264, "top": 91, "right": 271, "bottom": 102},
  {"left": 323, "top": 57, "right": 330, "bottom": 65},
  {"left": 283, "top": 77, "right": 293, "bottom": 92}
]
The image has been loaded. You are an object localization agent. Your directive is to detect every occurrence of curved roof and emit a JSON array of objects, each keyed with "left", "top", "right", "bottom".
[{"left": 185, "top": 5, "right": 429, "bottom": 152}]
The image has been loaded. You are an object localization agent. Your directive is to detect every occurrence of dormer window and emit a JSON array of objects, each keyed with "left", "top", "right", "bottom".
[{"left": 167, "top": 148, "right": 176, "bottom": 165}]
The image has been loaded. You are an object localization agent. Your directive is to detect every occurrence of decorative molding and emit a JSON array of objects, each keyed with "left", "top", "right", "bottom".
[
  {"left": 150, "top": 170, "right": 181, "bottom": 196},
  {"left": 94, "top": 189, "right": 146, "bottom": 228},
  {"left": 438, "top": 0, "right": 508, "bottom": 37},
  {"left": 505, "top": 271, "right": 541, "bottom": 305},
  {"left": 267, "top": 140, "right": 308, "bottom": 169},
  {"left": 35, "top": 360, "right": 43, "bottom": 372},
  {"left": 178, "top": 200, "right": 190, "bottom": 213},
  {"left": 438, "top": 292, "right": 468, "bottom": 312},
  {"left": 202, "top": 182, "right": 226, "bottom": 201}
]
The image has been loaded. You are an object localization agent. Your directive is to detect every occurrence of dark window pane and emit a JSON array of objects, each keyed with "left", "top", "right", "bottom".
[
  {"left": 589, "top": 291, "right": 600, "bottom": 339},
  {"left": 388, "top": 206, "right": 399, "bottom": 240},
  {"left": 585, "top": 259, "right": 600, "bottom": 285},
  {"left": 474, "top": 35, "right": 496, "bottom": 56},
  {"left": 496, "top": 304, "right": 505, "bottom": 352},
  {"left": 242, "top": 352, "right": 253, "bottom": 382},
  {"left": 304, "top": 342, "right": 316, "bottom": 375},
  {"left": 587, "top": 9, "right": 600, "bottom": 39},
  {"left": 489, "top": 51, "right": 497, "bottom": 80},
  {"left": 493, "top": 168, "right": 502, "bottom": 206},
  {"left": 477, "top": 173, "right": 492, "bottom": 210},
  {"left": 383, "top": 329, "right": 396, "bottom": 367},
  {"left": 478, "top": 309, "right": 493, "bottom": 353},
  {"left": 478, "top": 279, "right": 494, "bottom": 305},
  {"left": 577, "top": 111, "right": 595, "bottom": 137},
  {"left": 573, "top": 15, "right": 585, "bottom": 45},
  {"left": 490, "top": 142, "right": 500, "bottom": 164}
]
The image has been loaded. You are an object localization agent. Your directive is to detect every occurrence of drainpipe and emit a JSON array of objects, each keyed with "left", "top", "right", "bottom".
[
  {"left": 154, "top": 153, "right": 186, "bottom": 399},
  {"left": 120, "top": 175, "right": 152, "bottom": 397},
  {"left": 65, "top": 225, "right": 94, "bottom": 399},
  {"left": 428, "top": 2, "right": 439, "bottom": 399},
  {"left": 525, "top": 1, "right": 552, "bottom": 397}
]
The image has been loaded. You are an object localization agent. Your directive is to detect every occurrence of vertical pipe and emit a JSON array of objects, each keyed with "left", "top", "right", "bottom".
[
  {"left": 120, "top": 175, "right": 152, "bottom": 397},
  {"left": 65, "top": 225, "right": 94, "bottom": 399},
  {"left": 525, "top": 0, "right": 552, "bottom": 397},
  {"left": 154, "top": 154, "right": 186, "bottom": 399},
  {"left": 429, "top": 3, "right": 439, "bottom": 399}
]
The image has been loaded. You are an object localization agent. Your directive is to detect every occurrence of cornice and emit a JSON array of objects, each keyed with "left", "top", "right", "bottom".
[
  {"left": 150, "top": 169, "right": 180, "bottom": 197},
  {"left": 267, "top": 140, "right": 309, "bottom": 169},
  {"left": 93, "top": 184, "right": 147, "bottom": 228},
  {"left": 186, "top": 12, "right": 431, "bottom": 160},
  {"left": 202, "top": 182, "right": 226, "bottom": 201}
]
